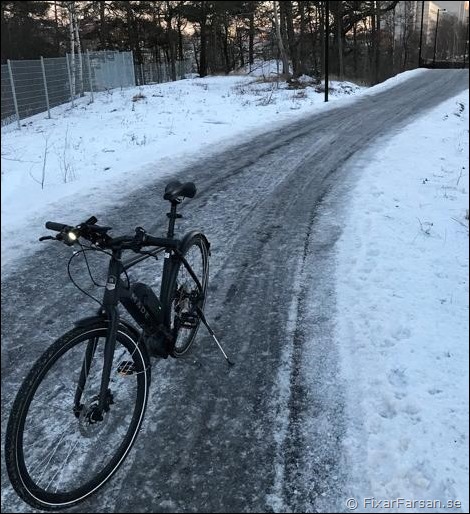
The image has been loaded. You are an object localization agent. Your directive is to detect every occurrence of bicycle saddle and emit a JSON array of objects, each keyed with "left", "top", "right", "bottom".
[{"left": 163, "top": 180, "right": 197, "bottom": 202}]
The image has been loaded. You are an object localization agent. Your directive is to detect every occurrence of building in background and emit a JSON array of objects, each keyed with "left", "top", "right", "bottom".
[
  {"left": 457, "top": 0, "right": 469, "bottom": 23},
  {"left": 422, "top": 1, "right": 442, "bottom": 40}
]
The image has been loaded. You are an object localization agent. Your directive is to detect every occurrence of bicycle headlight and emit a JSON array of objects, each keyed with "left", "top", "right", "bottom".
[{"left": 67, "top": 231, "right": 78, "bottom": 242}]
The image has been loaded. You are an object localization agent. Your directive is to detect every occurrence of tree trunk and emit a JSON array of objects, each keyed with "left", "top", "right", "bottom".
[
  {"left": 54, "top": 1, "right": 60, "bottom": 53},
  {"left": 238, "top": 27, "right": 245, "bottom": 68},
  {"left": 74, "top": 7, "right": 84, "bottom": 96},
  {"left": 177, "top": 16, "right": 184, "bottom": 61},
  {"left": 99, "top": 1, "right": 106, "bottom": 50},
  {"left": 68, "top": 2, "right": 76, "bottom": 98},
  {"left": 374, "top": 1, "right": 381, "bottom": 84},
  {"left": 307, "top": 2, "right": 317, "bottom": 73},
  {"left": 273, "top": 0, "right": 290, "bottom": 76},
  {"left": 126, "top": 4, "right": 142, "bottom": 64},
  {"left": 284, "top": 1, "right": 298, "bottom": 76},
  {"left": 199, "top": 22, "right": 207, "bottom": 76},
  {"left": 336, "top": 1, "right": 344, "bottom": 80},
  {"left": 165, "top": 2, "right": 177, "bottom": 81},
  {"left": 370, "top": 3, "right": 376, "bottom": 84},
  {"left": 298, "top": 1, "right": 306, "bottom": 76},
  {"left": 249, "top": 10, "right": 254, "bottom": 68},
  {"left": 353, "top": 19, "right": 357, "bottom": 77},
  {"left": 193, "top": 39, "right": 200, "bottom": 71},
  {"left": 320, "top": 1, "right": 325, "bottom": 77},
  {"left": 223, "top": 20, "right": 230, "bottom": 74}
]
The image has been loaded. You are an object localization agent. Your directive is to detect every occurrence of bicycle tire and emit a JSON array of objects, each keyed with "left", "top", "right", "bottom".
[
  {"left": 165, "top": 233, "right": 209, "bottom": 357},
  {"left": 5, "top": 322, "right": 150, "bottom": 511}
]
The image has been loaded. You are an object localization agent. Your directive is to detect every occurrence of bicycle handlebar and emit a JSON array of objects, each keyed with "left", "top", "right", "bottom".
[
  {"left": 43, "top": 218, "right": 178, "bottom": 251},
  {"left": 45, "top": 221, "right": 70, "bottom": 232}
]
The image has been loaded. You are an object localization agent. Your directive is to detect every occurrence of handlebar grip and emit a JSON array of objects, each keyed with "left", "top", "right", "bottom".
[
  {"left": 144, "top": 235, "right": 178, "bottom": 248},
  {"left": 84, "top": 216, "right": 98, "bottom": 225},
  {"left": 45, "top": 221, "right": 69, "bottom": 232}
]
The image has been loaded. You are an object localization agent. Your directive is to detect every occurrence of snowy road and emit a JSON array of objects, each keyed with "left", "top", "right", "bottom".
[{"left": 1, "top": 69, "right": 468, "bottom": 513}]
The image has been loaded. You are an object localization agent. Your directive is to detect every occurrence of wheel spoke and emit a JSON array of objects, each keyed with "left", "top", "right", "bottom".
[
  {"left": 6, "top": 325, "right": 148, "bottom": 507},
  {"left": 171, "top": 239, "right": 209, "bottom": 355},
  {"left": 32, "top": 424, "right": 72, "bottom": 482},
  {"left": 47, "top": 440, "right": 80, "bottom": 493}
]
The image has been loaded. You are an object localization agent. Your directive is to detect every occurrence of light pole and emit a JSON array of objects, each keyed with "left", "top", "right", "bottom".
[
  {"left": 432, "top": 8, "right": 446, "bottom": 66},
  {"left": 418, "top": 0, "right": 425, "bottom": 66},
  {"left": 464, "top": 16, "right": 469, "bottom": 68},
  {"left": 325, "top": 0, "right": 329, "bottom": 102}
]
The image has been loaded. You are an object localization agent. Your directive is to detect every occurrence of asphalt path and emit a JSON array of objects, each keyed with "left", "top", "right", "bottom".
[{"left": 1, "top": 69, "right": 468, "bottom": 513}]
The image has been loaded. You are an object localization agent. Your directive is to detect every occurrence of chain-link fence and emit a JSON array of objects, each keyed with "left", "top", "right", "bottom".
[
  {"left": 1, "top": 51, "right": 135, "bottom": 129},
  {"left": 135, "top": 60, "right": 192, "bottom": 86}
]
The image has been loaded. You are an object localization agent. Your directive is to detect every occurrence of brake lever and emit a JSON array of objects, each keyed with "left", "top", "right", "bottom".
[{"left": 39, "top": 236, "right": 56, "bottom": 242}]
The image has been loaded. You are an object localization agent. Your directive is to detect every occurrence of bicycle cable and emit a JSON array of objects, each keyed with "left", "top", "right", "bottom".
[{"left": 66, "top": 243, "right": 131, "bottom": 306}]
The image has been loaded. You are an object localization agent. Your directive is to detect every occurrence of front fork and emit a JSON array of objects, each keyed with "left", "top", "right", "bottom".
[
  {"left": 74, "top": 254, "right": 123, "bottom": 419},
  {"left": 97, "top": 306, "right": 119, "bottom": 414},
  {"left": 73, "top": 336, "right": 98, "bottom": 414}
]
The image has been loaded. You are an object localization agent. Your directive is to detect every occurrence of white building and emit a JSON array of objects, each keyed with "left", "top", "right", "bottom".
[
  {"left": 393, "top": 1, "right": 440, "bottom": 43},
  {"left": 458, "top": 0, "right": 469, "bottom": 23},
  {"left": 394, "top": 1, "right": 467, "bottom": 43},
  {"left": 420, "top": 1, "right": 443, "bottom": 41}
]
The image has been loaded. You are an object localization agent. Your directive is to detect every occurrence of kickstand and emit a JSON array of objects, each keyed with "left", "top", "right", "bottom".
[{"left": 195, "top": 306, "right": 235, "bottom": 367}]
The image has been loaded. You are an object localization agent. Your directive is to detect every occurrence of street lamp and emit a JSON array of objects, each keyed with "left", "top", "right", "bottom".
[
  {"left": 433, "top": 8, "right": 447, "bottom": 66},
  {"left": 464, "top": 16, "right": 469, "bottom": 68},
  {"left": 325, "top": 0, "right": 329, "bottom": 102}
]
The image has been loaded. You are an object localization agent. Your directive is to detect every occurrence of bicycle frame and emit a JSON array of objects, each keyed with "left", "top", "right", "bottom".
[
  {"left": 5, "top": 182, "right": 230, "bottom": 512},
  {"left": 74, "top": 200, "right": 207, "bottom": 416}
]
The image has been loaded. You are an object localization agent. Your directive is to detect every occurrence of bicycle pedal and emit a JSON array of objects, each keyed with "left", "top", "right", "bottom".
[
  {"left": 180, "top": 313, "right": 198, "bottom": 328},
  {"left": 117, "top": 361, "right": 135, "bottom": 376}
]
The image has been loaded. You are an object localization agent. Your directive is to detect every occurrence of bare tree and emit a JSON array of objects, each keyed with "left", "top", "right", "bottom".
[
  {"left": 273, "top": 0, "right": 289, "bottom": 76},
  {"left": 73, "top": 3, "right": 84, "bottom": 96},
  {"left": 67, "top": 1, "right": 76, "bottom": 97}
]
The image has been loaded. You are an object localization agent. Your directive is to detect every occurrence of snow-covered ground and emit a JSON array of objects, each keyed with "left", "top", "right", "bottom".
[
  {"left": 2, "top": 65, "right": 469, "bottom": 512},
  {"left": 336, "top": 91, "right": 469, "bottom": 512},
  {"left": 0, "top": 68, "right": 426, "bottom": 274},
  {"left": 0, "top": 75, "right": 355, "bottom": 272},
  {"left": 1, "top": 66, "right": 467, "bottom": 512}
]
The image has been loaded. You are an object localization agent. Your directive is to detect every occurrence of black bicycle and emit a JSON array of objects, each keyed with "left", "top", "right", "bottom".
[{"left": 5, "top": 180, "right": 232, "bottom": 511}]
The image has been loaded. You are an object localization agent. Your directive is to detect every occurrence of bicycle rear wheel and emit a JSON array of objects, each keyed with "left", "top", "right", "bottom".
[
  {"left": 5, "top": 322, "right": 150, "bottom": 511},
  {"left": 166, "top": 234, "right": 209, "bottom": 357}
]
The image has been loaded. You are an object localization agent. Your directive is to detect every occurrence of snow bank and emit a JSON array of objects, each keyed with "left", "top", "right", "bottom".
[
  {"left": 336, "top": 91, "right": 469, "bottom": 512},
  {"left": 1, "top": 73, "right": 364, "bottom": 273},
  {"left": 0, "top": 67, "right": 429, "bottom": 274}
]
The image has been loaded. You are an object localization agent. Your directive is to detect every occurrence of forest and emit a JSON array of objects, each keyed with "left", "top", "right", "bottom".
[{"left": 1, "top": 1, "right": 469, "bottom": 85}]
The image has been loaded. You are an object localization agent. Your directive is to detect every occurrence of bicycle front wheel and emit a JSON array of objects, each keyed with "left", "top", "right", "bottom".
[
  {"left": 5, "top": 322, "right": 150, "bottom": 511},
  {"left": 166, "top": 234, "right": 209, "bottom": 357}
]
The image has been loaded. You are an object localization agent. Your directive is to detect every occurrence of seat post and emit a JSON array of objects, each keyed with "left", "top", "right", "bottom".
[{"left": 166, "top": 201, "right": 180, "bottom": 239}]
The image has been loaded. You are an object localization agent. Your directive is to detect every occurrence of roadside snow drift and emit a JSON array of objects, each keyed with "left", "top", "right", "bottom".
[
  {"left": 1, "top": 69, "right": 426, "bottom": 272},
  {"left": 336, "top": 91, "right": 469, "bottom": 512}
]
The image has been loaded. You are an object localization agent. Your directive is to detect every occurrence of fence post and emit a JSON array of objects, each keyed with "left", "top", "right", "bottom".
[
  {"left": 131, "top": 51, "right": 137, "bottom": 86},
  {"left": 7, "top": 60, "right": 21, "bottom": 130},
  {"left": 113, "top": 52, "right": 119, "bottom": 89},
  {"left": 140, "top": 63, "right": 145, "bottom": 85},
  {"left": 40, "top": 57, "right": 51, "bottom": 119},
  {"left": 86, "top": 50, "right": 94, "bottom": 103},
  {"left": 119, "top": 52, "right": 124, "bottom": 89},
  {"left": 66, "top": 54, "right": 75, "bottom": 107}
]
